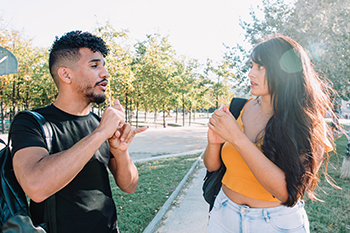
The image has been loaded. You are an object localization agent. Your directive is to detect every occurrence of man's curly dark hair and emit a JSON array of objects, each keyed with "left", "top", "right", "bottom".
[{"left": 48, "top": 30, "right": 109, "bottom": 84}]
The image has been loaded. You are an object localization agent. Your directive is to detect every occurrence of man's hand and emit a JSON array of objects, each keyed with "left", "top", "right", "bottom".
[
  {"left": 97, "top": 99, "right": 125, "bottom": 139},
  {"left": 104, "top": 99, "right": 147, "bottom": 150},
  {"left": 109, "top": 123, "right": 147, "bottom": 151}
]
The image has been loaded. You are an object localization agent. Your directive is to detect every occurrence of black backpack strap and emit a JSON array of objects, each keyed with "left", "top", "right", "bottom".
[
  {"left": 229, "top": 97, "right": 248, "bottom": 119},
  {"left": 21, "top": 111, "right": 57, "bottom": 233},
  {"left": 0, "top": 138, "right": 6, "bottom": 146},
  {"left": 203, "top": 97, "right": 248, "bottom": 212}
]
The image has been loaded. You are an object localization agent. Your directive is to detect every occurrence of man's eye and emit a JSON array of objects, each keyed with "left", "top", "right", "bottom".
[{"left": 92, "top": 64, "right": 98, "bottom": 68}]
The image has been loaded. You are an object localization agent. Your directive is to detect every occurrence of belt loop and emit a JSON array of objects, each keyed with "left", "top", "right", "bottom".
[{"left": 263, "top": 209, "right": 270, "bottom": 223}]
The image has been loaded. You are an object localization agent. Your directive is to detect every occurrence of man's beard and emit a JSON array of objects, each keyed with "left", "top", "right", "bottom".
[
  {"left": 77, "top": 82, "right": 107, "bottom": 105},
  {"left": 86, "top": 92, "right": 106, "bottom": 104}
]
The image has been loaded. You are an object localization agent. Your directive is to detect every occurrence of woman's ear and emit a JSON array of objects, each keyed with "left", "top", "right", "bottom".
[{"left": 57, "top": 67, "right": 72, "bottom": 84}]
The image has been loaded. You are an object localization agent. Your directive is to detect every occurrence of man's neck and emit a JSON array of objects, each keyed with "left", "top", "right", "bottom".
[{"left": 54, "top": 95, "right": 91, "bottom": 116}]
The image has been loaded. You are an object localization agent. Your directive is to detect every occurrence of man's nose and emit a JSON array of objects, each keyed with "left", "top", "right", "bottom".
[{"left": 101, "top": 67, "right": 109, "bottom": 79}]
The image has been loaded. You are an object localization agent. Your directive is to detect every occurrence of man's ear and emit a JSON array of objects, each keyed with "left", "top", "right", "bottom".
[{"left": 57, "top": 67, "right": 72, "bottom": 84}]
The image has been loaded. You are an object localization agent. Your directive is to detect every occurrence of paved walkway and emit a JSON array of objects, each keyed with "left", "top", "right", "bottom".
[{"left": 155, "top": 160, "right": 209, "bottom": 233}]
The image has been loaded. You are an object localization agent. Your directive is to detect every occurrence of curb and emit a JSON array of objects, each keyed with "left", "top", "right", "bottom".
[
  {"left": 132, "top": 149, "right": 204, "bottom": 163},
  {"left": 142, "top": 152, "right": 204, "bottom": 233}
]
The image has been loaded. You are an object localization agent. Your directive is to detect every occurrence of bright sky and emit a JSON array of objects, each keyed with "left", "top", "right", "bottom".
[{"left": 0, "top": 0, "right": 293, "bottom": 64}]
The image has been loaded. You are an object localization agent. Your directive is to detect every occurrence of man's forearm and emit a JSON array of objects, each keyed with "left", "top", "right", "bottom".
[{"left": 109, "top": 148, "right": 139, "bottom": 194}]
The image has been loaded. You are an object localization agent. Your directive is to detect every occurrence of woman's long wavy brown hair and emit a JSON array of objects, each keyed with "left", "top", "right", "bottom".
[{"left": 251, "top": 34, "right": 334, "bottom": 206}]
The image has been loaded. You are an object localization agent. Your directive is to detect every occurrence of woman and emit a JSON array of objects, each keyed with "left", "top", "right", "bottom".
[{"left": 204, "top": 34, "right": 333, "bottom": 232}]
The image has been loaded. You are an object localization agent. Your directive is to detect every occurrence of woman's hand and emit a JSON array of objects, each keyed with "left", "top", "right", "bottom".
[
  {"left": 208, "top": 105, "right": 242, "bottom": 144},
  {"left": 207, "top": 127, "right": 225, "bottom": 144}
]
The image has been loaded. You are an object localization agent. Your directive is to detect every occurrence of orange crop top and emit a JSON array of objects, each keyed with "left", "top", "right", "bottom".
[{"left": 221, "top": 101, "right": 278, "bottom": 202}]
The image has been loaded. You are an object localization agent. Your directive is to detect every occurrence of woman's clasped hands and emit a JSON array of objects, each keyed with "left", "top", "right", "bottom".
[{"left": 207, "top": 105, "right": 243, "bottom": 145}]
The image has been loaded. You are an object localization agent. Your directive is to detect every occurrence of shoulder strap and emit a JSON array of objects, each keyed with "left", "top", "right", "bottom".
[
  {"left": 20, "top": 111, "right": 57, "bottom": 233},
  {"left": 229, "top": 97, "right": 248, "bottom": 119}
]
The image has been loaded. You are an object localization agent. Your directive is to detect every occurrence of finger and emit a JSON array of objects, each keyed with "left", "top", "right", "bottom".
[
  {"left": 123, "top": 126, "right": 148, "bottom": 144},
  {"left": 207, "top": 121, "right": 216, "bottom": 131},
  {"left": 113, "top": 99, "right": 125, "bottom": 113},
  {"left": 222, "top": 106, "right": 234, "bottom": 117},
  {"left": 123, "top": 128, "right": 136, "bottom": 144},
  {"left": 214, "top": 108, "right": 225, "bottom": 116},
  {"left": 114, "top": 130, "right": 121, "bottom": 138},
  {"left": 134, "top": 126, "right": 148, "bottom": 134},
  {"left": 218, "top": 105, "right": 224, "bottom": 110},
  {"left": 209, "top": 115, "right": 218, "bottom": 125},
  {"left": 120, "top": 123, "right": 131, "bottom": 142}
]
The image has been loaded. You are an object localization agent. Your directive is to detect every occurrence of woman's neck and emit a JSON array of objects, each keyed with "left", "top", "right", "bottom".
[{"left": 257, "top": 96, "right": 274, "bottom": 115}]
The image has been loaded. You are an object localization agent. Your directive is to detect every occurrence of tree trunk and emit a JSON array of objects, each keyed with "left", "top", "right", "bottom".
[
  {"left": 175, "top": 108, "right": 178, "bottom": 123},
  {"left": 163, "top": 104, "right": 166, "bottom": 128},
  {"left": 136, "top": 101, "right": 139, "bottom": 128},
  {"left": 11, "top": 81, "right": 16, "bottom": 121},
  {"left": 193, "top": 107, "right": 196, "bottom": 122},
  {"left": 24, "top": 83, "right": 29, "bottom": 110},
  {"left": 129, "top": 99, "right": 132, "bottom": 124},
  {"left": 182, "top": 94, "right": 185, "bottom": 127},
  {"left": 125, "top": 92, "right": 128, "bottom": 123},
  {"left": 154, "top": 109, "right": 157, "bottom": 128},
  {"left": 189, "top": 108, "right": 191, "bottom": 126}
]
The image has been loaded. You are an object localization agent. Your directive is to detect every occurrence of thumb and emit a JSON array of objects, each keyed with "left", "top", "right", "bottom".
[{"left": 113, "top": 99, "right": 124, "bottom": 112}]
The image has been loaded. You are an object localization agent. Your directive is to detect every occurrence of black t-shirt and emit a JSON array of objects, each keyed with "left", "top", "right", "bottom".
[{"left": 10, "top": 104, "right": 118, "bottom": 233}]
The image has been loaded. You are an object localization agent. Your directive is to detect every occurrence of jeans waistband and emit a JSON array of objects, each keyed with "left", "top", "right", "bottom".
[{"left": 216, "top": 188, "right": 305, "bottom": 218}]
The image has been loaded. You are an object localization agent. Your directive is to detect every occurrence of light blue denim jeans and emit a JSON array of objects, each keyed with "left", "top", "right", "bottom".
[{"left": 207, "top": 189, "right": 310, "bottom": 233}]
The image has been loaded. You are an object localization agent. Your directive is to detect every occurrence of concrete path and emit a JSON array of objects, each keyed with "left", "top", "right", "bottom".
[
  {"left": 128, "top": 124, "right": 208, "bottom": 160},
  {"left": 155, "top": 160, "right": 209, "bottom": 233}
]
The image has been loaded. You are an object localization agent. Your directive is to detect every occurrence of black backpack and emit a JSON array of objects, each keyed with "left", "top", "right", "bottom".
[
  {"left": 0, "top": 111, "right": 56, "bottom": 233},
  {"left": 202, "top": 97, "right": 248, "bottom": 211}
]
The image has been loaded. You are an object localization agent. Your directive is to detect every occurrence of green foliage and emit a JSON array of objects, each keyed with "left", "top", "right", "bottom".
[
  {"left": 109, "top": 154, "right": 200, "bottom": 232},
  {"left": 0, "top": 27, "right": 56, "bottom": 120},
  {"left": 227, "top": 0, "right": 350, "bottom": 99},
  {"left": 0, "top": 18, "right": 237, "bottom": 123}
]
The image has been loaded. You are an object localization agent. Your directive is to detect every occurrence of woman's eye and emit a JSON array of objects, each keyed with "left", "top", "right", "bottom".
[{"left": 258, "top": 65, "right": 264, "bottom": 70}]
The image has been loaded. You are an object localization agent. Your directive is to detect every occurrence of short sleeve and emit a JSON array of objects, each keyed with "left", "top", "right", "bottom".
[{"left": 10, "top": 112, "right": 47, "bottom": 156}]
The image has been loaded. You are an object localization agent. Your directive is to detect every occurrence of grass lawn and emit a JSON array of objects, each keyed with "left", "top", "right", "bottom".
[
  {"left": 109, "top": 153, "right": 201, "bottom": 232},
  {"left": 305, "top": 134, "right": 350, "bottom": 233}
]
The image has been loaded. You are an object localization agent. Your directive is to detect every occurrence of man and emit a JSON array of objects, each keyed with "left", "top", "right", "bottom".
[{"left": 10, "top": 31, "right": 146, "bottom": 233}]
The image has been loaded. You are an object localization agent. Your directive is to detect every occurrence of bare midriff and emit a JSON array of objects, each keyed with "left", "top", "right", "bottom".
[{"left": 222, "top": 184, "right": 282, "bottom": 208}]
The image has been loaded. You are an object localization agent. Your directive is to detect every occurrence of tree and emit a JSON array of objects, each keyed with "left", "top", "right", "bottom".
[
  {"left": 133, "top": 34, "right": 177, "bottom": 127},
  {"left": 0, "top": 25, "right": 55, "bottom": 121},
  {"left": 94, "top": 23, "right": 133, "bottom": 118},
  {"left": 204, "top": 59, "right": 235, "bottom": 109}
]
